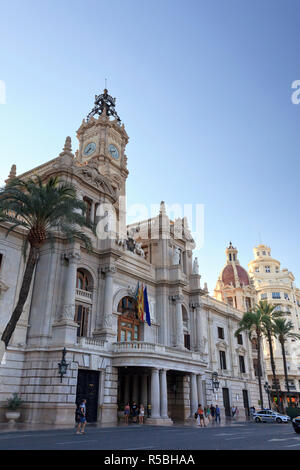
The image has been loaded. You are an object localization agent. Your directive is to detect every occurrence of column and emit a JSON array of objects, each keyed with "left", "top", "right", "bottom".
[
  {"left": 190, "top": 373, "right": 198, "bottom": 417},
  {"left": 160, "top": 369, "right": 168, "bottom": 419},
  {"left": 132, "top": 375, "right": 139, "bottom": 402},
  {"left": 94, "top": 264, "right": 117, "bottom": 341},
  {"left": 124, "top": 375, "right": 130, "bottom": 404},
  {"left": 141, "top": 374, "right": 148, "bottom": 406},
  {"left": 51, "top": 249, "right": 80, "bottom": 345},
  {"left": 62, "top": 251, "right": 81, "bottom": 321},
  {"left": 151, "top": 368, "right": 160, "bottom": 418},
  {"left": 195, "top": 303, "right": 202, "bottom": 352},
  {"left": 174, "top": 294, "right": 184, "bottom": 348},
  {"left": 197, "top": 374, "right": 204, "bottom": 406}
]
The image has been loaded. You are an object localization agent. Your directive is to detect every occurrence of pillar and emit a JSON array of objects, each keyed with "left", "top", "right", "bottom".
[
  {"left": 197, "top": 374, "right": 205, "bottom": 406},
  {"left": 190, "top": 373, "right": 198, "bottom": 417},
  {"left": 124, "top": 375, "right": 130, "bottom": 404},
  {"left": 95, "top": 264, "right": 117, "bottom": 340},
  {"left": 141, "top": 374, "right": 148, "bottom": 406},
  {"left": 174, "top": 294, "right": 184, "bottom": 348},
  {"left": 51, "top": 249, "right": 80, "bottom": 345},
  {"left": 132, "top": 375, "right": 139, "bottom": 402},
  {"left": 195, "top": 304, "right": 202, "bottom": 352},
  {"left": 160, "top": 369, "right": 168, "bottom": 419},
  {"left": 150, "top": 368, "right": 160, "bottom": 418}
]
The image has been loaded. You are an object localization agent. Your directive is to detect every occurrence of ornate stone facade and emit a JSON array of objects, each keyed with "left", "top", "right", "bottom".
[{"left": 0, "top": 91, "right": 264, "bottom": 425}]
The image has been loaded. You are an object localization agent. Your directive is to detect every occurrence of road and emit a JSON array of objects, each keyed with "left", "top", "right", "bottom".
[{"left": 0, "top": 421, "right": 298, "bottom": 450}]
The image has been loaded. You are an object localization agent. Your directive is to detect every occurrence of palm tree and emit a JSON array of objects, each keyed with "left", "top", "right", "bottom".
[
  {"left": 235, "top": 309, "right": 265, "bottom": 409},
  {"left": 258, "top": 301, "right": 284, "bottom": 412},
  {"left": 0, "top": 175, "right": 93, "bottom": 350},
  {"left": 272, "top": 318, "right": 300, "bottom": 407}
]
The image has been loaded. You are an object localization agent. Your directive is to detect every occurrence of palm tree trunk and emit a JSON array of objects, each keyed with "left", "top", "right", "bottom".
[
  {"left": 280, "top": 339, "right": 290, "bottom": 408},
  {"left": 267, "top": 330, "right": 281, "bottom": 411},
  {"left": 1, "top": 245, "right": 39, "bottom": 347},
  {"left": 257, "top": 333, "right": 264, "bottom": 409}
]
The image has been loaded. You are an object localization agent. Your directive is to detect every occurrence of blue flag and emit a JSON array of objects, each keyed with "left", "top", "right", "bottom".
[{"left": 143, "top": 286, "right": 151, "bottom": 326}]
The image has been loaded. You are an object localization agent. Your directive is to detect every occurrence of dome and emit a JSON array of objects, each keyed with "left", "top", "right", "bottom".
[{"left": 221, "top": 264, "right": 250, "bottom": 287}]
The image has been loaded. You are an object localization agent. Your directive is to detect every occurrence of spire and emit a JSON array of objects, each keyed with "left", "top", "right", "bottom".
[
  {"left": 5, "top": 164, "right": 17, "bottom": 184},
  {"left": 159, "top": 200, "right": 167, "bottom": 215},
  {"left": 86, "top": 88, "right": 121, "bottom": 123},
  {"left": 59, "top": 136, "right": 74, "bottom": 157}
]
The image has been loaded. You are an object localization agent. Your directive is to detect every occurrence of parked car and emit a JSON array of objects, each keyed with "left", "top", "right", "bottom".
[
  {"left": 253, "top": 409, "right": 291, "bottom": 423},
  {"left": 292, "top": 416, "right": 300, "bottom": 433}
]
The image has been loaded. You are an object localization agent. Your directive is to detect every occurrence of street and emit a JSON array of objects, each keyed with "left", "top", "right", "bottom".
[{"left": 0, "top": 421, "right": 298, "bottom": 450}]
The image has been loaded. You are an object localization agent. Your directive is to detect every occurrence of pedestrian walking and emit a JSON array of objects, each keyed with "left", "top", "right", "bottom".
[
  {"left": 196, "top": 404, "right": 206, "bottom": 427},
  {"left": 215, "top": 404, "right": 221, "bottom": 424},
  {"left": 131, "top": 401, "right": 138, "bottom": 423},
  {"left": 76, "top": 399, "right": 87, "bottom": 434},
  {"left": 210, "top": 404, "right": 215, "bottom": 419},
  {"left": 124, "top": 402, "right": 130, "bottom": 425},
  {"left": 139, "top": 404, "right": 145, "bottom": 424},
  {"left": 147, "top": 403, "right": 152, "bottom": 418},
  {"left": 205, "top": 406, "right": 211, "bottom": 422}
]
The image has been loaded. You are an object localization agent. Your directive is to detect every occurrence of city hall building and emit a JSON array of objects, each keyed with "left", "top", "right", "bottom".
[{"left": 0, "top": 90, "right": 265, "bottom": 425}]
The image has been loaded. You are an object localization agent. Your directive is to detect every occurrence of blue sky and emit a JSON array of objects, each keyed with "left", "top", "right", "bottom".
[{"left": 1, "top": 0, "right": 300, "bottom": 292}]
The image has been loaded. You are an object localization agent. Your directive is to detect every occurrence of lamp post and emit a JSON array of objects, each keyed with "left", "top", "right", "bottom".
[
  {"left": 264, "top": 381, "right": 271, "bottom": 409},
  {"left": 58, "top": 348, "right": 69, "bottom": 383},
  {"left": 212, "top": 372, "right": 220, "bottom": 400}
]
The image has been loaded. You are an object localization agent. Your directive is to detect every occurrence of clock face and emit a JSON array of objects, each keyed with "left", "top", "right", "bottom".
[
  {"left": 108, "top": 144, "right": 119, "bottom": 160},
  {"left": 83, "top": 142, "right": 96, "bottom": 156}
]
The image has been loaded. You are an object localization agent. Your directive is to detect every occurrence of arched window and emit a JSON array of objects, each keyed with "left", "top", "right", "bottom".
[
  {"left": 76, "top": 269, "right": 90, "bottom": 291},
  {"left": 117, "top": 296, "right": 140, "bottom": 342},
  {"left": 75, "top": 269, "right": 93, "bottom": 337}
]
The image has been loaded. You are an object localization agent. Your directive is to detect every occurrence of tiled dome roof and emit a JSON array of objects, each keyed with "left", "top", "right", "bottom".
[{"left": 222, "top": 264, "right": 250, "bottom": 287}]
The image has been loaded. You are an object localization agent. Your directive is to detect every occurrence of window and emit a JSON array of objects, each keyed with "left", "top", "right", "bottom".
[
  {"left": 255, "top": 267, "right": 259, "bottom": 272},
  {"left": 263, "top": 251, "right": 266, "bottom": 255},
  {"left": 237, "top": 334, "right": 243, "bottom": 345},
  {"left": 272, "top": 292, "right": 281, "bottom": 299},
  {"left": 229, "top": 254, "right": 232, "bottom": 261},
  {"left": 284, "top": 293, "right": 290, "bottom": 301},
  {"left": 83, "top": 197, "right": 92, "bottom": 223},
  {"left": 239, "top": 355, "right": 246, "bottom": 373},
  {"left": 76, "top": 270, "right": 90, "bottom": 291},
  {"left": 219, "top": 350, "right": 227, "bottom": 370},
  {"left": 227, "top": 297, "right": 233, "bottom": 307},
  {"left": 117, "top": 296, "right": 140, "bottom": 342},
  {"left": 184, "top": 334, "right": 191, "bottom": 350},
  {"left": 245, "top": 297, "right": 252, "bottom": 311},
  {"left": 218, "top": 327, "right": 224, "bottom": 339},
  {"left": 256, "top": 252, "right": 260, "bottom": 256},
  {"left": 74, "top": 304, "right": 90, "bottom": 337},
  {"left": 265, "top": 266, "right": 271, "bottom": 273},
  {"left": 261, "top": 293, "right": 267, "bottom": 300},
  {"left": 251, "top": 338, "right": 259, "bottom": 351},
  {"left": 0, "top": 254, "right": 2, "bottom": 271}
]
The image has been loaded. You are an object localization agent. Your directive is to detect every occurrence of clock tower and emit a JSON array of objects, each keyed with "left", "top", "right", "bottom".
[{"left": 76, "top": 89, "right": 129, "bottom": 200}]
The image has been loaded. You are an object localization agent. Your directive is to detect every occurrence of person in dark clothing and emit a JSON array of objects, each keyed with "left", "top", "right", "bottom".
[
  {"left": 215, "top": 404, "right": 221, "bottom": 424},
  {"left": 210, "top": 404, "right": 216, "bottom": 418}
]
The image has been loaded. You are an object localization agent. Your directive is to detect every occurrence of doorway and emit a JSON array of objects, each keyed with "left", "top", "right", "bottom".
[
  {"left": 222, "top": 387, "right": 231, "bottom": 417},
  {"left": 76, "top": 370, "right": 100, "bottom": 422}
]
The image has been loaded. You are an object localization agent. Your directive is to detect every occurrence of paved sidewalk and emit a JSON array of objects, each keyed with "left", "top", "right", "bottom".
[{"left": 0, "top": 417, "right": 250, "bottom": 434}]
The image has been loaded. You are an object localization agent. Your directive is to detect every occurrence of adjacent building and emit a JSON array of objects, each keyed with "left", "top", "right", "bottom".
[{"left": 248, "top": 244, "right": 300, "bottom": 406}]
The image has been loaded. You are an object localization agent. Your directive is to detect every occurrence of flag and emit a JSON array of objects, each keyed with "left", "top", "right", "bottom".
[
  {"left": 137, "top": 283, "right": 144, "bottom": 321},
  {"left": 144, "top": 286, "right": 151, "bottom": 326}
]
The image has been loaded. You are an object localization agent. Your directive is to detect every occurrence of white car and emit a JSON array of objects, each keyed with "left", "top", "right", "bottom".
[{"left": 253, "top": 409, "right": 291, "bottom": 423}]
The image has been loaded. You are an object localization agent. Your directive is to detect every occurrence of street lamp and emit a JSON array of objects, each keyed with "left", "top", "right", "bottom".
[
  {"left": 58, "top": 348, "right": 69, "bottom": 383},
  {"left": 264, "top": 381, "right": 271, "bottom": 409},
  {"left": 212, "top": 372, "right": 220, "bottom": 392}
]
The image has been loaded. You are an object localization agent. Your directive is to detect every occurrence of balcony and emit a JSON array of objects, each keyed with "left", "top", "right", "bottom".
[{"left": 75, "top": 288, "right": 92, "bottom": 303}]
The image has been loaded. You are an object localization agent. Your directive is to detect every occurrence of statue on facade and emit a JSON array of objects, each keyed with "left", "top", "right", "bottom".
[
  {"left": 192, "top": 257, "right": 199, "bottom": 274},
  {"left": 172, "top": 247, "right": 181, "bottom": 265}
]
